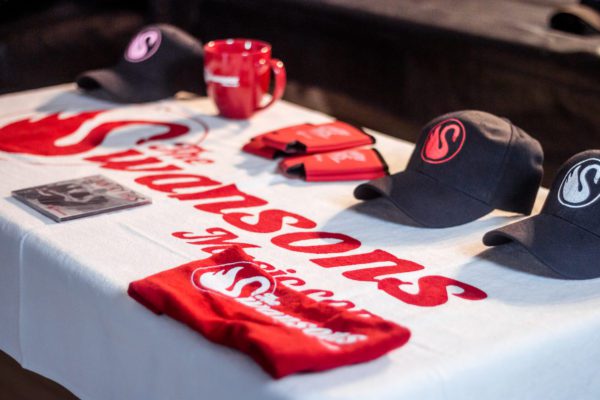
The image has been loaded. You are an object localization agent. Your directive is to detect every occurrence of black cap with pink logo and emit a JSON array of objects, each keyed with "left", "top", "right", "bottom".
[
  {"left": 484, "top": 150, "right": 600, "bottom": 279},
  {"left": 76, "top": 24, "right": 205, "bottom": 103},
  {"left": 354, "top": 110, "right": 544, "bottom": 228}
]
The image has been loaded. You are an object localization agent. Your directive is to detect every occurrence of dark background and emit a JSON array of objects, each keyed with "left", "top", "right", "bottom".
[{"left": 1, "top": 0, "right": 600, "bottom": 185}]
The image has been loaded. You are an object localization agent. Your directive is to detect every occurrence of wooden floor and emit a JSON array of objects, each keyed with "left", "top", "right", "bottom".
[{"left": 0, "top": 351, "right": 77, "bottom": 400}]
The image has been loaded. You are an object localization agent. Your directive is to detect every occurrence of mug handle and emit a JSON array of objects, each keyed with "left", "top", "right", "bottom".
[{"left": 258, "top": 59, "right": 286, "bottom": 111}]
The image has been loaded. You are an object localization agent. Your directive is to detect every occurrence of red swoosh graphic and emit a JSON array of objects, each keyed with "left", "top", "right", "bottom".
[{"left": 0, "top": 111, "right": 190, "bottom": 156}]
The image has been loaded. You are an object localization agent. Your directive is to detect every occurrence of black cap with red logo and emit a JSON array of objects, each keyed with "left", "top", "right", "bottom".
[
  {"left": 354, "top": 110, "right": 544, "bottom": 228},
  {"left": 484, "top": 150, "right": 600, "bottom": 279},
  {"left": 76, "top": 24, "right": 205, "bottom": 103}
]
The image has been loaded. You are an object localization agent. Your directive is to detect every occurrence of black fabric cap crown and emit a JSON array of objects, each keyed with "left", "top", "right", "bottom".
[
  {"left": 354, "top": 110, "right": 544, "bottom": 228},
  {"left": 76, "top": 24, "right": 205, "bottom": 103},
  {"left": 484, "top": 149, "right": 600, "bottom": 279}
]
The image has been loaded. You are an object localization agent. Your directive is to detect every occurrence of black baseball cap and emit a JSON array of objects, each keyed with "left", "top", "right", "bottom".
[
  {"left": 484, "top": 150, "right": 600, "bottom": 279},
  {"left": 550, "top": 1, "right": 600, "bottom": 35},
  {"left": 76, "top": 24, "right": 205, "bottom": 103},
  {"left": 354, "top": 110, "right": 544, "bottom": 228}
]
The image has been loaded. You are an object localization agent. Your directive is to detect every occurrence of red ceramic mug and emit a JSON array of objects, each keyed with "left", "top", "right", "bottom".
[{"left": 204, "top": 39, "right": 286, "bottom": 119}]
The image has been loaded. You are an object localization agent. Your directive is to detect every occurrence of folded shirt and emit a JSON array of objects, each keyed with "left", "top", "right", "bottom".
[{"left": 128, "top": 246, "right": 410, "bottom": 378}]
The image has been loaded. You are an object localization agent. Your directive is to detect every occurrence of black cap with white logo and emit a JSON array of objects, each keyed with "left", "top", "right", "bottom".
[
  {"left": 76, "top": 24, "right": 205, "bottom": 103},
  {"left": 354, "top": 110, "right": 544, "bottom": 228},
  {"left": 484, "top": 150, "right": 600, "bottom": 279}
]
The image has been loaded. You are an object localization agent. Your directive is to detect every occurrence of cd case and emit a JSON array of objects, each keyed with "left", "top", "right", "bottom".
[{"left": 12, "top": 175, "right": 151, "bottom": 222}]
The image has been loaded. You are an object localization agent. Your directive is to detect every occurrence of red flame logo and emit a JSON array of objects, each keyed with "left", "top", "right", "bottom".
[
  {"left": 421, "top": 118, "right": 466, "bottom": 164},
  {"left": 0, "top": 110, "right": 190, "bottom": 156},
  {"left": 191, "top": 261, "right": 276, "bottom": 299}
]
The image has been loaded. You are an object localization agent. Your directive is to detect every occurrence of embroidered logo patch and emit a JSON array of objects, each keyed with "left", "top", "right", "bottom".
[
  {"left": 558, "top": 158, "right": 600, "bottom": 208},
  {"left": 421, "top": 118, "right": 466, "bottom": 164},
  {"left": 125, "top": 28, "right": 162, "bottom": 63}
]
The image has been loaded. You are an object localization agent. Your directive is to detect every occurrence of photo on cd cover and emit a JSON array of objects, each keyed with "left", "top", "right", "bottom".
[{"left": 12, "top": 175, "right": 151, "bottom": 222}]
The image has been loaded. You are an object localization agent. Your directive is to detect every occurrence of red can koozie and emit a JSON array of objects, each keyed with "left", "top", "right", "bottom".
[
  {"left": 242, "top": 133, "right": 285, "bottom": 159},
  {"left": 128, "top": 247, "right": 410, "bottom": 378},
  {"left": 280, "top": 148, "right": 389, "bottom": 181},
  {"left": 261, "top": 121, "right": 375, "bottom": 154}
]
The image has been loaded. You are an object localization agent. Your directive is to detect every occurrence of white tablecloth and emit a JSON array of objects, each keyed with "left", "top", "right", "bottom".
[{"left": 1, "top": 84, "right": 599, "bottom": 400}]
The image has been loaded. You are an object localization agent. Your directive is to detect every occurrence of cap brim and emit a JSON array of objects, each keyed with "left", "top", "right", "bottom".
[
  {"left": 76, "top": 66, "right": 171, "bottom": 103},
  {"left": 354, "top": 169, "right": 493, "bottom": 228},
  {"left": 550, "top": 5, "right": 600, "bottom": 34},
  {"left": 483, "top": 213, "right": 600, "bottom": 279}
]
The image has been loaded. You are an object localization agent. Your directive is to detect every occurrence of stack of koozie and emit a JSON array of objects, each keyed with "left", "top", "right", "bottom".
[{"left": 242, "top": 121, "right": 389, "bottom": 181}]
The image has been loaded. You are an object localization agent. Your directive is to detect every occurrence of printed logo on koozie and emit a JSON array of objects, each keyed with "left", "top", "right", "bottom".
[
  {"left": 297, "top": 125, "right": 351, "bottom": 140},
  {"left": 190, "top": 260, "right": 367, "bottom": 346},
  {"left": 125, "top": 28, "right": 162, "bottom": 63},
  {"left": 315, "top": 150, "right": 367, "bottom": 164},
  {"left": 558, "top": 158, "right": 600, "bottom": 208},
  {"left": 421, "top": 118, "right": 466, "bottom": 164}
]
